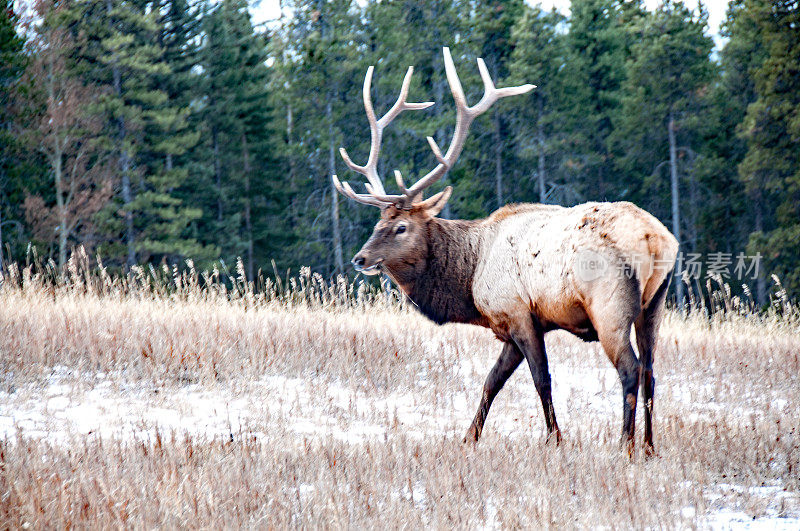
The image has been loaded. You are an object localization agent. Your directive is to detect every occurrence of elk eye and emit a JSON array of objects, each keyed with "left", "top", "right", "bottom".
[{"left": 396, "top": 224, "right": 407, "bottom": 235}]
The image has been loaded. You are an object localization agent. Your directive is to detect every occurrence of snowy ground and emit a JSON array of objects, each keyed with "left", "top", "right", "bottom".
[
  {"left": 1, "top": 287, "right": 798, "bottom": 527},
  {"left": 3, "top": 353, "right": 798, "bottom": 529},
  {"left": 0, "top": 357, "right": 620, "bottom": 445}
]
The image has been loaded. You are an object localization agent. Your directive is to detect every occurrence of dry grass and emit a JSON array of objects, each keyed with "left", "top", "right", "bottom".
[{"left": 0, "top": 259, "right": 798, "bottom": 528}]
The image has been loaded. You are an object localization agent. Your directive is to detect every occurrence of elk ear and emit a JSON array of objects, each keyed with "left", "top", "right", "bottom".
[{"left": 417, "top": 186, "right": 452, "bottom": 217}]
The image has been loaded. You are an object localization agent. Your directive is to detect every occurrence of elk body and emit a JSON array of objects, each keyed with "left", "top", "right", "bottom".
[{"left": 333, "top": 48, "right": 678, "bottom": 454}]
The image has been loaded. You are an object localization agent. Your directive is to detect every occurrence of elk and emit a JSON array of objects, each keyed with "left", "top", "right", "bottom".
[{"left": 332, "top": 48, "right": 678, "bottom": 455}]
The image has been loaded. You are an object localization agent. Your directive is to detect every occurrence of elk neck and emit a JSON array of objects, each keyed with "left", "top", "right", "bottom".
[{"left": 390, "top": 218, "right": 487, "bottom": 326}]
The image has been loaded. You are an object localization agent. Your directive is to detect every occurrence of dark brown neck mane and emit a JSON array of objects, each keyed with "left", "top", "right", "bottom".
[{"left": 388, "top": 218, "right": 485, "bottom": 326}]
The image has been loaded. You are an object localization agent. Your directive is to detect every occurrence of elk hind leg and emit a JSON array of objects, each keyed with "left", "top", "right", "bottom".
[
  {"left": 634, "top": 273, "right": 671, "bottom": 455},
  {"left": 603, "top": 331, "right": 640, "bottom": 454},
  {"left": 594, "top": 296, "right": 640, "bottom": 454},
  {"left": 465, "top": 341, "right": 523, "bottom": 443}
]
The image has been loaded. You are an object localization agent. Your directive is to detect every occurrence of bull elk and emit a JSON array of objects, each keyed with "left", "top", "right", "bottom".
[{"left": 332, "top": 48, "right": 678, "bottom": 455}]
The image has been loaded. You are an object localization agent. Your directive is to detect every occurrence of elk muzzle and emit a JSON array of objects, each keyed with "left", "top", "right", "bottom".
[{"left": 352, "top": 251, "right": 383, "bottom": 275}]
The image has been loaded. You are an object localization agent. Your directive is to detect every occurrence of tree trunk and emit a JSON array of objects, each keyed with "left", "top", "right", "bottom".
[
  {"left": 54, "top": 143, "right": 68, "bottom": 268},
  {"left": 754, "top": 193, "right": 766, "bottom": 305},
  {"left": 241, "top": 132, "right": 254, "bottom": 280},
  {"left": 117, "top": 113, "right": 134, "bottom": 267},
  {"left": 493, "top": 111, "right": 503, "bottom": 208},
  {"left": 0, "top": 207, "right": 4, "bottom": 271},
  {"left": 434, "top": 75, "right": 451, "bottom": 219},
  {"left": 120, "top": 144, "right": 134, "bottom": 267},
  {"left": 108, "top": 0, "right": 134, "bottom": 267},
  {"left": 327, "top": 101, "right": 344, "bottom": 274},
  {"left": 687, "top": 156, "right": 699, "bottom": 251},
  {"left": 47, "top": 54, "right": 69, "bottom": 269},
  {"left": 537, "top": 97, "right": 546, "bottom": 203},
  {"left": 287, "top": 103, "right": 295, "bottom": 189},
  {"left": 668, "top": 112, "right": 684, "bottom": 309},
  {"left": 213, "top": 128, "right": 223, "bottom": 224}
]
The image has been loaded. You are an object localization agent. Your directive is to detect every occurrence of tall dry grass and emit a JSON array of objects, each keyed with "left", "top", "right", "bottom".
[{"left": 0, "top": 254, "right": 798, "bottom": 528}]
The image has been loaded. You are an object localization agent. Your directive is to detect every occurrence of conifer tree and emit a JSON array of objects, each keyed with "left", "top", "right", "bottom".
[
  {"left": 55, "top": 0, "right": 209, "bottom": 266},
  {"left": 474, "top": 0, "right": 526, "bottom": 209},
  {"left": 200, "top": 0, "right": 284, "bottom": 278},
  {"left": 0, "top": 0, "right": 27, "bottom": 266},
  {"left": 692, "top": 0, "right": 764, "bottom": 300},
  {"left": 508, "top": 5, "right": 568, "bottom": 204},
  {"left": 613, "top": 1, "right": 715, "bottom": 305},
  {"left": 563, "top": 0, "right": 634, "bottom": 201},
  {"left": 275, "top": 0, "right": 364, "bottom": 274},
  {"left": 738, "top": 0, "right": 800, "bottom": 295}
]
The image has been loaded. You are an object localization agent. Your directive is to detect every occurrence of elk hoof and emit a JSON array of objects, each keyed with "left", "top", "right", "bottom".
[
  {"left": 620, "top": 435, "right": 636, "bottom": 459},
  {"left": 545, "top": 429, "right": 562, "bottom": 446},
  {"left": 643, "top": 442, "right": 657, "bottom": 459},
  {"left": 463, "top": 425, "right": 480, "bottom": 444}
]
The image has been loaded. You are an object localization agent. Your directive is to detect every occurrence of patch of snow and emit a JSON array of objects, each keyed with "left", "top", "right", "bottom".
[
  {"left": 705, "top": 511, "right": 800, "bottom": 530},
  {"left": 772, "top": 398, "right": 788, "bottom": 410}
]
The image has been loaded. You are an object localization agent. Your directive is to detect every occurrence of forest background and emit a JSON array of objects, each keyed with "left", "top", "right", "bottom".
[{"left": 0, "top": 0, "right": 798, "bottom": 305}]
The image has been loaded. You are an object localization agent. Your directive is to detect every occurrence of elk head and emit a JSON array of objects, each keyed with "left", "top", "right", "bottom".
[{"left": 332, "top": 47, "right": 534, "bottom": 278}]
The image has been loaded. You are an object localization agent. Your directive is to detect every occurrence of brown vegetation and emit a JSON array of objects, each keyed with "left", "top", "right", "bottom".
[{"left": 0, "top": 260, "right": 798, "bottom": 527}]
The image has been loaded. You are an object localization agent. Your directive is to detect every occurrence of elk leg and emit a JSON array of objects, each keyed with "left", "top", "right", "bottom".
[
  {"left": 511, "top": 325, "right": 561, "bottom": 443},
  {"left": 634, "top": 315, "right": 655, "bottom": 456},
  {"left": 465, "top": 341, "right": 524, "bottom": 443},
  {"left": 634, "top": 274, "right": 670, "bottom": 456},
  {"left": 599, "top": 329, "right": 641, "bottom": 454}
]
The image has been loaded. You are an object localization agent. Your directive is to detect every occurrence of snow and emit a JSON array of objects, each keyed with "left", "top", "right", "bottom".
[
  {"left": 1, "top": 360, "right": 796, "bottom": 526},
  {"left": 706, "top": 511, "right": 800, "bottom": 530},
  {"left": 0, "top": 357, "right": 621, "bottom": 447},
  {"left": 0, "top": 354, "right": 762, "bottom": 445}
]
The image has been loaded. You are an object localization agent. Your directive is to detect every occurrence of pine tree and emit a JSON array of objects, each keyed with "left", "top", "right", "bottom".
[
  {"left": 200, "top": 0, "right": 284, "bottom": 278},
  {"left": 132, "top": 0, "right": 213, "bottom": 264},
  {"left": 474, "top": 0, "right": 526, "bottom": 209},
  {"left": 275, "top": 0, "right": 366, "bottom": 274},
  {"left": 508, "top": 5, "right": 568, "bottom": 204},
  {"left": 738, "top": 0, "right": 800, "bottom": 296},
  {"left": 613, "top": 1, "right": 715, "bottom": 306},
  {"left": 692, "top": 0, "right": 765, "bottom": 301},
  {"left": 155, "top": 0, "right": 219, "bottom": 266},
  {"left": 563, "top": 0, "right": 636, "bottom": 201},
  {"left": 55, "top": 0, "right": 210, "bottom": 267},
  {"left": 0, "top": 0, "right": 27, "bottom": 267}
]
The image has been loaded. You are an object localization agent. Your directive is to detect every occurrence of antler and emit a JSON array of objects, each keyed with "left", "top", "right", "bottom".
[
  {"left": 333, "top": 47, "right": 535, "bottom": 209},
  {"left": 332, "top": 65, "right": 434, "bottom": 207},
  {"left": 402, "top": 47, "right": 535, "bottom": 202}
]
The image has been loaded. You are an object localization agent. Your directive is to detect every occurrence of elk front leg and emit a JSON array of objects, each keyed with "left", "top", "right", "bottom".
[{"left": 465, "top": 341, "right": 523, "bottom": 443}]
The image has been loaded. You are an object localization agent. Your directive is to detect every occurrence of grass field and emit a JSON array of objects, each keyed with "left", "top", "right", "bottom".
[{"left": 1, "top": 261, "right": 799, "bottom": 528}]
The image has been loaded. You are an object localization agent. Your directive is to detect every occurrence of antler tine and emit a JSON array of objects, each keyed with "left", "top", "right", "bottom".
[
  {"left": 394, "top": 170, "right": 410, "bottom": 195},
  {"left": 404, "top": 47, "right": 535, "bottom": 201},
  {"left": 377, "top": 66, "right": 435, "bottom": 128},
  {"left": 364, "top": 183, "right": 405, "bottom": 203},
  {"left": 337, "top": 66, "right": 383, "bottom": 193},
  {"left": 426, "top": 136, "right": 448, "bottom": 166},
  {"left": 473, "top": 57, "right": 536, "bottom": 114},
  {"left": 332, "top": 175, "right": 391, "bottom": 208}
]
